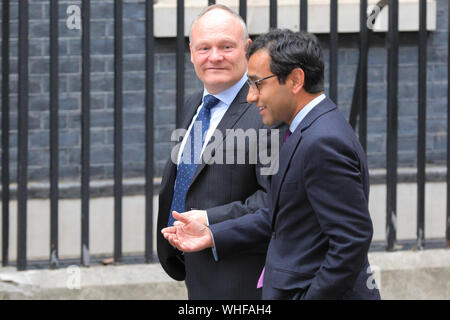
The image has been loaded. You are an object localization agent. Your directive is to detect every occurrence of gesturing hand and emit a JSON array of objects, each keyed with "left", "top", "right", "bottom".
[
  {"left": 180, "top": 209, "right": 208, "bottom": 225},
  {"left": 161, "top": 211, "right": 214, "bottom": 252}
]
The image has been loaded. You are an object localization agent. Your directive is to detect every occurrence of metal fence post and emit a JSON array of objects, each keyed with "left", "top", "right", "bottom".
[
  {"left": 2, "top": 0, "right": 11, "bottom": 268},
  {"left": 17, "top": 0, "right": 30, "bottom": 271},
  {"left": 49, "top": 0, "right": 60, "bottom": 269},
  {"left": 386, "top": 0, "right": 399, "bottom": 252}
]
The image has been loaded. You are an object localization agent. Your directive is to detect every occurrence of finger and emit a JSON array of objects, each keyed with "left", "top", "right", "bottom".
[
  {"left": 168, "top": 236, "right": 182, "bottom": 250},
  {"left": 173, "top": 221, "right": 185, "bottom": 227},
  {"left": 161, "top": 226, "right": 176, "bottom": 234},
  {"left": 167, "top": 235, "right": 181, "bottom": 248},
  {"left": 172, "top": 211, "right": 191, "bottom": 224},
  {"left": 163, "top": 232, "right": 173, "bottom": 240}
]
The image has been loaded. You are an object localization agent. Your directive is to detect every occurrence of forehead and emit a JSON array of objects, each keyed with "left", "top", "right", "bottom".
[
  {"left": 191, "top": 10, "right": 243, "bottom": 43},
  {"left": 248, "top": 50, "right": 271, "bottom": 77}
]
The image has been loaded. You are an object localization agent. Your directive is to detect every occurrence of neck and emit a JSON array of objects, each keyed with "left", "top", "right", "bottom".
[
  {"left": 205, "top": 85, "right": 228, "bottom": 95},
  {"left": 287, "top": 91, "right": 323, "bottom": 125}
]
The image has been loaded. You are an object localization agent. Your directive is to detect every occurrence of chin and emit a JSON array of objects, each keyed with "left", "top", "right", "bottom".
[
  {"left": 205, "top": 76, "right": 232, "bottom": 85},
  {"left": 262, "top": 117, "right": 274, "bottom": 126},
  {"left": 204, "top": 80, "right": 235, "bottom": 93}
]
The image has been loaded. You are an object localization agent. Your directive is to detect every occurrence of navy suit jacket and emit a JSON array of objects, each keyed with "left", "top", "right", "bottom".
[{"left": 210, "top": 97, "right": 381, "bottom": 300}]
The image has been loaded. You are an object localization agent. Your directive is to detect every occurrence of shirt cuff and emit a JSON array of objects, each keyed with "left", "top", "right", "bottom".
[{"left": 206, "top": 211, "right": 219, "bottom": 262}]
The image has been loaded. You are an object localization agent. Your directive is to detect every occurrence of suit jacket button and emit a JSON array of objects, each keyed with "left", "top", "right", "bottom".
[{"left": 271, "top": 232, "right": 276, "bottom": 239}]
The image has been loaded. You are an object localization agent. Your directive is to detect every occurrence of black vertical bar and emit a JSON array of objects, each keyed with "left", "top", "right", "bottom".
[
  {"left": 447, "top": 0, "right": 450, "bottom": 249},
  {"left": 270, "top": 0, "right": 277, "bottom": 29},
  {"left": 2, "top": 0, "right": 10, "bottom": 267},
  {"left": 17, "top": 0, "right": 29, "bottom": 271},
  {"left": 208, "top": 0, "right": 216, "bottom": 5},
  {"left": 349, "top": 69, "right": 361, "bottom": 129},
  {"left": 386, "top": 0, "right": 399, "bottom": 251},
  {"left": 359, "top": 0, "right": 368, "bottom": 151},
  {"left": 329, "top": 0, "right": 338, "bottom": 103},
  {"left": 114, "top": 0, "right": 123, "bottom": 263},
  {"left": 145, "top": 0, "right": 155, "bottom": 263},
  {"left": 49, "top": 0, "right": 59, "bottom": 269},
  {"left": 81, "top": 0, "right": 91, "bottom": 267},
  {"left": 416, "top": 0, "right": 427, "bottom": 250},
  {"left": 176, "top": 0, "right": 184, "bottom": 128},
  {"left": 300, "top": 0, "right": 308, "bottom": 31},
  {"left": 239, "top": 0, "right": 247, "bottom": 22}
]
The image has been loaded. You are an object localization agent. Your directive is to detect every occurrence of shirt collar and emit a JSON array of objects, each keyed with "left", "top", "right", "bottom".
[
  {"left": 289, "top": 94, "right": 326, "bottom": 133},
  {"left": 202, "top": 73, "right": 247, "bottom": 106}
]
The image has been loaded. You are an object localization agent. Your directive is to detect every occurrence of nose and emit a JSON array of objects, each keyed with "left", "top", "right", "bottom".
[
  {"left": 246, "top": 85, "right": 258, "bottom": 103},
  {"left": 208, "top": 47, "right": 224, "bottom": 62}
]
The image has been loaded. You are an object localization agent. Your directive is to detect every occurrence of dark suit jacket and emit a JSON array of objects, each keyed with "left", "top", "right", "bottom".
[
  {"left": 157, "top": 83, "right": 283, "bottom": 299},
  {"left": 211, "top": 97, "right": 381, "bottom": 300}
]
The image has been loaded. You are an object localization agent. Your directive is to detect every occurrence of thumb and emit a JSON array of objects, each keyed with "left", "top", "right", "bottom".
[{"left": 172, "top": 211, "right": 190, "bottom": 224}]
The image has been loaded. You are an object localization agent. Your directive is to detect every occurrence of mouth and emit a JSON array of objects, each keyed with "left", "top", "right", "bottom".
[
  {"left": 207, "top": 66, "right": 231, "bottom": 72},
  {"left": 258, "top": 106, "right": 267, "bottom": 114}
]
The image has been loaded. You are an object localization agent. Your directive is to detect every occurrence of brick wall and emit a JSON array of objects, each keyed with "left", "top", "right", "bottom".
[{"left": 0, "top": 0, "right": 448, "bottom": 186}]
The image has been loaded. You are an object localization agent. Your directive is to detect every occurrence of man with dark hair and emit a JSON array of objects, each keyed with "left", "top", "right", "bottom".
[
  {"left": 157, "top": 5, "right": 282, "bottom": 300},
  {"left": 162, "top": 29, "right": 381, "bottom": 300}
]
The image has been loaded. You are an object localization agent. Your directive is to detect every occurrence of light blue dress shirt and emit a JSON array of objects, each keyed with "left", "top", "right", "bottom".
[{"left": 288, "top": 93, "right": 326, "bottom": 134}]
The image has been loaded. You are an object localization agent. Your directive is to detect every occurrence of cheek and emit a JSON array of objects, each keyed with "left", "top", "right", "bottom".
[
  {"left": 228, "top": 52, "right": 246, "bottom": 66},
  {"left": 192, "top": 53, "right": 207, "bottom": 66}
]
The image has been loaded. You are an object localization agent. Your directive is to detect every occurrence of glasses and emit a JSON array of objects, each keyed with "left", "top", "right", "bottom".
[{"left": 247, "top": 74, "right": 277, "bottom": 93}]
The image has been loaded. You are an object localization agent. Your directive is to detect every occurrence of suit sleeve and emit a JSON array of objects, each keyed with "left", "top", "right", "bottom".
[
  {"left": 302, "top": 135, "right": 373, "bottom": 300},
  {"left": 209, "top": 206, "right": 272, "bottom": 261},
  {"left": 206, "top": 122, "right": 282, "bottom": 225},
  {"left": 206, "top": 176, "right": 270, "bottom": 224}
]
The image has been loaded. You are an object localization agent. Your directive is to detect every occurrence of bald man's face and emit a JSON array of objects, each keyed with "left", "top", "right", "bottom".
[{"left": 190, "top": 9, "right": 251, "bottom": 94}]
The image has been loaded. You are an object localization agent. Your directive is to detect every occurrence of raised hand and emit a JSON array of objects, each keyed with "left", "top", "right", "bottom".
[
  {"left": 180, "top": 209, "right": 208, "bottom": 225},
  {"left": 161, "top": 211, "right": 214, "bottom": 252}
]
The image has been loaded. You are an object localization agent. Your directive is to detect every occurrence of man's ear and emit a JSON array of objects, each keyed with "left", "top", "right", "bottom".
[
  {"left": 289, "top": 68, "right": 305, "bottom": 94},
  {"left": 245, "top": 38, "right": 252, "bottom": 54},
  {"left": 189, "top": 42, "right": 194, "bottom": 64}
]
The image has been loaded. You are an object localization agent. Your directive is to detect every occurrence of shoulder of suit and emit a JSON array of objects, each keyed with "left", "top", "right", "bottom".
[
  {"left": 185, "top": 91, "right": 203, "bottom": 106},
  {"left": 240, "top": 102, "right": 266, "bottom": 125},
  {"left": 300, "top": 112, "right": 357, "bottom": 152}
]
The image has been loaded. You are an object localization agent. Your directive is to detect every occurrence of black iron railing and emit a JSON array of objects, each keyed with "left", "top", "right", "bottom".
[{"left": 0, "top": 0, "right": 449, "bottom": 271}]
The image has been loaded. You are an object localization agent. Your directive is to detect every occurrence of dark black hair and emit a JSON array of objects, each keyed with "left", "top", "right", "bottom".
[{"left": 247, "top": 29, "right": 324, "bottom": 93}]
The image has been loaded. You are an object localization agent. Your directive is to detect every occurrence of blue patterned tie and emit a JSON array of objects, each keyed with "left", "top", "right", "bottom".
[{"left": 168, "top": 95, "right": 220, "bottom": 226}]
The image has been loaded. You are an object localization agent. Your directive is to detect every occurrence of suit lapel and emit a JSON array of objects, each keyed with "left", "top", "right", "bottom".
[
  {"left": 270, "top": 97, "right": 337, "bottom": 227},
  {"left": 190, "top": 84, "right": 251, "bottom": 185},
  {"left": 159, "top": 92, "right": 203, "bottom": 195},
  {"left": 180, "top": 92, "right": 203, "bottom": 131},
  {"left": 270, "top": 128, "right": 303, "bottom": 226}
]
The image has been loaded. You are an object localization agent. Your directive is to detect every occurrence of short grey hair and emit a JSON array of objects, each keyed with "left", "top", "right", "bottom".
[{"left": 188, "top": 4, "right": 249, "bottom": 45}]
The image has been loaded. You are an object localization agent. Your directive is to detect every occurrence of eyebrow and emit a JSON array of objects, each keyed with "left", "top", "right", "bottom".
[
  {"left": 193, "top": 37, "right": 239, "bottom": 46},
  {"left": 247, "top": 75, "right": 259, "bottom": 81}
]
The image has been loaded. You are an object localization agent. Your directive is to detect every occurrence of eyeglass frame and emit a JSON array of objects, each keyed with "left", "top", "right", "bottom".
[{"left": 246, "top": 74, "right": 277, "bottom": 93}]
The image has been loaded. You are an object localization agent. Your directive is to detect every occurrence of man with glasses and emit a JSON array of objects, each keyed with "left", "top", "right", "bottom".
[
  {"left": 156, "top": 5, "right": 283, "bottom": 299},
  {"left": 162, "top": 29, "right": 381, "bottom": 300}
]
